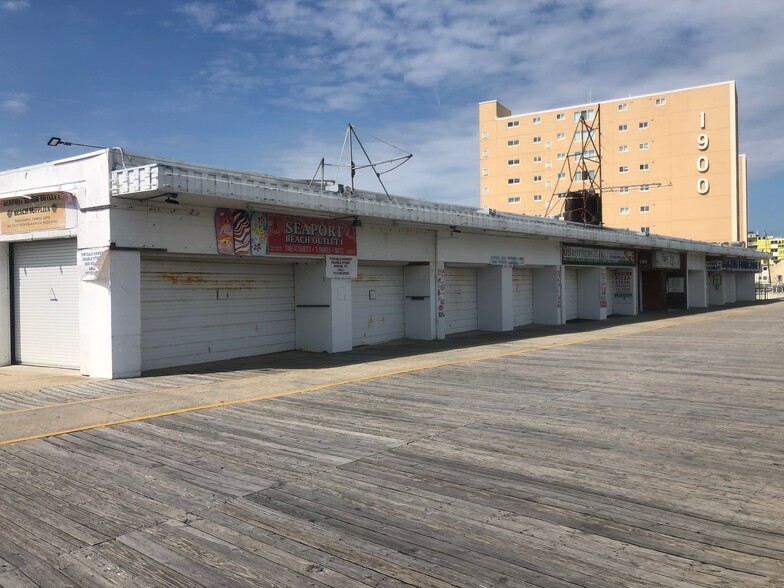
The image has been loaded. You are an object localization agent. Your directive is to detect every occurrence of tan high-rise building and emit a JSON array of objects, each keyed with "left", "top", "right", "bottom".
[{"left": 479, "top": 81, "right": 747, "bottom": 243}]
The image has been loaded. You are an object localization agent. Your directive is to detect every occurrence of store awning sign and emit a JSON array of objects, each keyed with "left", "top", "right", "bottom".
[
  {"left": 267, "top": 214, "right": 357, "bottom": 256},
  {"left": 561, "top": 244, "right": 635, "bottom": 266},
  {"left": 0, "top": 191, "right": 76, "bottom": 235}
]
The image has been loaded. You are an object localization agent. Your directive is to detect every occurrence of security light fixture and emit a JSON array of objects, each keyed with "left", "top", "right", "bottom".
[
  {"left": 164, "top": 193, "right": 179, "bottom": 205},
  {"left": 449, "top": 225, "right": 461, "bottom": 233},
  {"left": 47, "top": 137, "right": 107, "bottom": 150}
]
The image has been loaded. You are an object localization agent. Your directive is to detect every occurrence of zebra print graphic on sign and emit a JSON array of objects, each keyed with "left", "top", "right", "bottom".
[{"left": 233, "top": 210, "right": 251, "bottom": 256}]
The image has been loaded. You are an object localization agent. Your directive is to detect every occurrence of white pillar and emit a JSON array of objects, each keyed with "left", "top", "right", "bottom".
[
  {"left": 725, "top": 273, "right": 737, "bottom": 303},
  {"left": 0, "top": 242, "right": 10, "bottom": 366},
  {"left": 82, "top": 250, "right": 142, "bottom": 378},
  {"left": 707, "top": 273, "right": 726, "bottom": 306},
  {"left": 533, "top": 266, "right": 562, "bottom": 325},
  {"left": 477, "top": 266, "right": 513, "bottom": 331},
  {"left": 295, "top": 261, "right": 352, "bottom": 353},
  {"left": 577, "top": 267, "right": 603, "bottom": 320},
  {"left": 404, "top": 263, "right": 436, "bottom": 340},
  {"left": 435, "top": 262, "right": 447, "bottom": 340},
  {"left": 687, "top": 270, "right": 708, "bottom": 308}
]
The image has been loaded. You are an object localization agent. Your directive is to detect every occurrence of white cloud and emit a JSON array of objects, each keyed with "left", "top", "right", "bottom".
[
  {"left": 1, "top": 93, "right": 29, "bottom": 115},
  {"left": 179, "top": 0, "right": 784, "bottom": 191},
  {"left": 177, "top": 1, "right": 220, "bottom": 30},
  {"left": 2, "top": 0, "right": 30, "bottom": 11}
]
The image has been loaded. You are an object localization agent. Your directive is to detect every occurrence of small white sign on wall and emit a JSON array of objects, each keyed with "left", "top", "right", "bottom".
[
  {"left": 77, "top": 247, "right": 109, "bottom": 281},
  {"left": 325, "top": 255, "right": 357, "bottom": 279}
]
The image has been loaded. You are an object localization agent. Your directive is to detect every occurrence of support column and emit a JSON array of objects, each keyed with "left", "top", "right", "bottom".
[
  {"left": 82, "top": 249, "right": 142, "bottom": 378},
  {"left": 404, "top": 263, "right": 436, "bottom": 340},
  {"left": 533, "top": 266, "right": 563, "bottom": 325},
  {"left": 295, "top": 261, "right": 352, "bottom": 353},
  {"left": 577, "top": 267, "right": 602, "bottom": 320},
  {"left": 477, "top": 266, "right": 513, "bottom": 331},
  {"left": 0, "top": 242, "right": 10, "bottom": 366},
  {"left": 707, "top": 273, "right": 726, "bottom": 306},
  {"left": 687, "top": 270, "right": 708, "bottom": 308},
  {"left": 725, "top": 273, "right": 737, "bottom": 303}
]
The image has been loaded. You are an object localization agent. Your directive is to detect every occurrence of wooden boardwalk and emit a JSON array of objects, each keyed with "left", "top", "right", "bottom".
[{"left": 0, "top": 304, "right": 782, "bottom": 586}]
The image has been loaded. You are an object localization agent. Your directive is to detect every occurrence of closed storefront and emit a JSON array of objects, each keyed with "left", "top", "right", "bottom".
[
  {"left": 140, "top": 256, "right": 296, "bottom": 371},
  {"left": 12, "top": 239, "right": 80, "bottom": 368},
  {"left": 444, "top": 266, "right": 478, "bottom": 334},
  {"left": 564, "top": 267, "right": 579, "bottom": 321},
  {"left": 352, "top": 264, "right": 405, "bottom": 346},
  {"left": 512, "top": 268, "right": 534, "bottom": 327}
]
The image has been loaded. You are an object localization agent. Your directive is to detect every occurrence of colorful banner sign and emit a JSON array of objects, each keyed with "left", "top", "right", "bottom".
[
  {"left": 266, "top": 214, "right": 357, "bottom": 256},
  {"left": 0, "top": 191, "right": 75, "bottom": 235},
  {"left": 561, "top": 244, "right": 635, "bottom": 266}
]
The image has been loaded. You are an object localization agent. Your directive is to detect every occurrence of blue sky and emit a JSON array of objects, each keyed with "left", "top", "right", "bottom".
[{"left": 2, "top": 0, "right": 783, "bottom": 236}]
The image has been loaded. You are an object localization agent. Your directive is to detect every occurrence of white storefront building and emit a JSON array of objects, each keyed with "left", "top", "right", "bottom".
[{"left": 0, "top": 150, "right": 765, "bottom": 378}]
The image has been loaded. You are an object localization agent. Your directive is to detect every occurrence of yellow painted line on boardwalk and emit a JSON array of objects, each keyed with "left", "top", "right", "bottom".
[{"left": 0, "top": 306, "right": 760, "bottom": 446}]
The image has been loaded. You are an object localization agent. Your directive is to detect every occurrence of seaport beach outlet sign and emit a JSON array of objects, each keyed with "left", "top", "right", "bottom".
[{"left": 214, "top": 210, "right": 357, "bottom": 257}]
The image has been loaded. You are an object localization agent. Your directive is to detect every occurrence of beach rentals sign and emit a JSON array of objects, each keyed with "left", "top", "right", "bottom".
[{"left": 214, "top": 210, "right": 357, "bottom": 257}]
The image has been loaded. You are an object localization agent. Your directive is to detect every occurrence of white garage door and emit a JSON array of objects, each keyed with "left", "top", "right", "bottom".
[
  {"left": 513, "top": 268, "right": 534, "bottom": 327},
  {"left": 352, "top": 265, "right": 405, "bottom": 346},
  {"left": 141, "top": 257, "right": 295, "bottom": 371},
  {"left": 13, "top": 239, "right": 80, "bottom": 369},
  {"left": 564, "top": 268, "right": 579, "bottom": 321},
  {"left": 605, "top": 269, "right": 615, "bottom": 316},
  {"left": 445, "top": 266, "right": 478, "bottom": 335}
]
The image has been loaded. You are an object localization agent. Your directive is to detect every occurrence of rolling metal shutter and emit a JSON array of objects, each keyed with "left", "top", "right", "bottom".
[
  {"left": 12, "top": 239, "right": 80, "bottom": 369},
  {"left": 605, "top": 269, "right": 615, "bottom": 315},
  {"left": 444, "top": 266, "right": 478, "bottom": 335},
  {"left": 564, "top": 268, "right": 579, "bottom": 321},
  {"left": 140, "top": 257, "right": 295, "bottom": 371},
  {"left": 512, "top": 268, "right": 534, "bottom": 327},
  {"left": 351, "top": 265, "right": 405, "bottom": 346}
]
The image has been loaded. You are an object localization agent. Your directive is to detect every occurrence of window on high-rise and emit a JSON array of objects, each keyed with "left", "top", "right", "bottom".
[{"left": 573, "top": 109, "right": 595, "bottom": 122}]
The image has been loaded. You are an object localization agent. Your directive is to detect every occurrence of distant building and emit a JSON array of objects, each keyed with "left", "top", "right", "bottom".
[
  {"left": 479, "top": 81, "right": 747, "bottom": 244},
  {"left": 748, "top": 232, "right": 783, "bottom": 284}
]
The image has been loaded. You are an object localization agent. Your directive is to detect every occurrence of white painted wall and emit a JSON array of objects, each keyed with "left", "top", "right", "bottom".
[
  {"left": 295, "top": 261, "right": 352, "bottom": 353},
  {"left": 736, "top": 273, "right": 756, "bottom": 301},
  {"left": 725, "top": 273, "right": 737, "bottom": 303},
  {"left": 404, "top": 264, "right": 436, "bottom": 340},
  {"left": 612, "top": 268, "right": 637, "bottom": 316},
  {"left": 687, "top": 270, "right": 708, "bottom": 309},
  {"left": 0, "top": 242, "right": 8, "bottom": 365},
  {"left": 577, "top": 267, "right": 603, "bottom": 320},
  {"left": 477, "top": 266, "right": 513, "bottom": 332},
  {"left": 439, "top": 232, "right": 559, "bottom": 266},
  {"left": 533, "top": 266, "right": 562, "bottom": 325},
  {"left": 707, "top": 273, "right": 726, "bottom": 306},
  {"left": 80, "top": 250, "right": 142, "bottom": 378}
]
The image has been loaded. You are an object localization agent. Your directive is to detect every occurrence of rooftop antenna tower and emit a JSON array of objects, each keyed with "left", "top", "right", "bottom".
[
  {"left": 546, "top": 105, "right": 603, "bottom": 225},
  {"left": 309, "top": 124, "right": 412, "bottom": 199}
]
